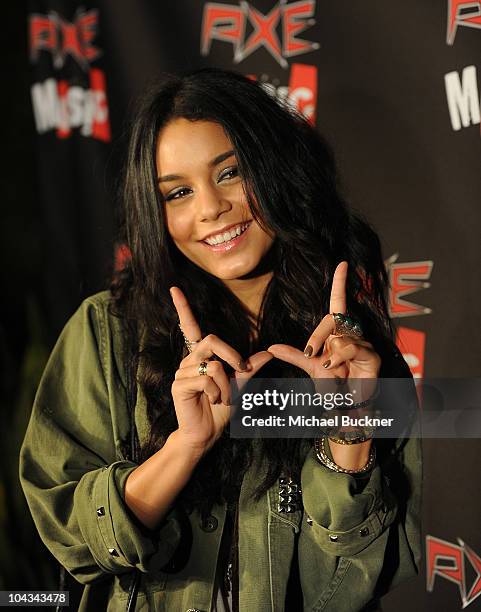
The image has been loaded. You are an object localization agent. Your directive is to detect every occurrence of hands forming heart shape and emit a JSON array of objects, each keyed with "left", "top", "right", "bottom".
[{"left": 169, "top": 261, "right": 381, "bottom": 455}]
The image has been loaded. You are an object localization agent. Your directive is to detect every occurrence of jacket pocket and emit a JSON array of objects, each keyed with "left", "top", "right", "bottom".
[{"left": 312, "top": 557, "right": 352, "bottom": 611}]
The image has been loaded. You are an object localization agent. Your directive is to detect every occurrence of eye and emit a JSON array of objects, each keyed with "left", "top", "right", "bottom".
[
  {"left": 218, "top": 165, "right": 239, "bottom": 182},
  {"left": 164, "top": 187, "right": 192, "bottom": 202}
]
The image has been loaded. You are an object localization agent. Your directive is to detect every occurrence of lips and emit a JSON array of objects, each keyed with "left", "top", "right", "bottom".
[
  {"left": 202, "top": 222, "right": 251, "bottom": 246},
  {"left": 201, "top": 221, "right": 252, "bottom": 252},
  {"left": 200, "top": 220, "right": 251, "bottom": 242}
]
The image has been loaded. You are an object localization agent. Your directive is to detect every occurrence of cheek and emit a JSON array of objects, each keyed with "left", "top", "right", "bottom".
[
  {"left": 253, "top": 224, "right": 274, "bottom": 250},
  {"left": 165, "top": 208, "right": 193, "bottom": 243}
]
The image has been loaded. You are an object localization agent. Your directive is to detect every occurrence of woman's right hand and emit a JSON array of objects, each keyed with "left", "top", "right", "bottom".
[{"left": 170, "top": 287, "right": 272, "bottom": 457}]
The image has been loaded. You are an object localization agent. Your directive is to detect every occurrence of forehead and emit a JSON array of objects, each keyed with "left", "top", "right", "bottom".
[{"left": 155, "top": 119, "right": 233, "bottom": 173}]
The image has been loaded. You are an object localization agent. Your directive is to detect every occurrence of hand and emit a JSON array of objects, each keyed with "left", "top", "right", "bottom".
[
  {"left": 268, "top": 262, "right": 379, "bottom": 470},
  {"left": 267, "top": 261, "right": 381, "bottom": 383},
  {"left": 170, "top": 287, "right": 272, "bottom": 456}
]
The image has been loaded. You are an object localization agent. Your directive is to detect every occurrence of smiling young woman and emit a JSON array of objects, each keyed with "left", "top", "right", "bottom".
[
  {"left": 156, "top": 119, "right": 275, "bottom": 316},
  {"left": 20, "top": 68, "right": 421, "bottom": 612}
]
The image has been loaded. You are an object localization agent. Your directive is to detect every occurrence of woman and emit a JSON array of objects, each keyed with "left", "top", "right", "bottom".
[{"left": 20, "top": 68, "right": 421, "bottom": 611}]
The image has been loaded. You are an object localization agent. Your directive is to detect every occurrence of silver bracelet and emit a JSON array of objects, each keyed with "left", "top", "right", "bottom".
[{"left": 314, "top": 437, "right": 376, "bottom": 474}]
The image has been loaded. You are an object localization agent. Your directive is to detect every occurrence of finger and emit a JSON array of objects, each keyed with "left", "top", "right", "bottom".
[
  {"left": 303, "top": 314, "right": 336, "bottom": 358},
  {"left": 323, "top": 342, "right": 378, "bottom": 370},
  {"left": 170, "top": 286, "right": 202, "bottom": 344},
  {"left": 232, "top": 351, "right": 273, "bottom": 394},
  {"left": 326, "top": 336, "right": 373, "bottom": 353},
  {"left": 267, "top": 344, "right": 328, "bottom": 377},
  {"left": 171, "top": 375, "right": 222, "bottom": 406},
  {"left": 242, "top": 350, "right": 273, "bottom": 377},
  {"left": 175, "top": 360, "right": 231, "bottom": 405},
  {"left": 182, "top": 334, "right": 250, "bottom": 372},
  {"left": 329, "top": 261, "right": 348, "bottom": 315}
]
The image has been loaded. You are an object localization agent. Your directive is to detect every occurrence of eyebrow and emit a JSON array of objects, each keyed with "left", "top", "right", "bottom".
[{"left": 157, "top": 150, "right": 235, "bottom": 183}]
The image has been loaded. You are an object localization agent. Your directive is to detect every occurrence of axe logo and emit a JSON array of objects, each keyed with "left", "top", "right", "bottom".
[
  {"left": 201, "top": 1, "right": 319, "bottom": 67},
  {"left": 427, "top": 535, "right": 481, "bottom": 608},
  {"left": 447, "top": 0, "right": 481, "bottom": 45}
]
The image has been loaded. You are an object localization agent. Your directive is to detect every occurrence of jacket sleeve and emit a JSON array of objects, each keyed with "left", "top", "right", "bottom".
[
  {"left": 300, "top": 344, "right": 422, "bottom": 594},
  {"left": 19, "top": 297, "right": 181, "bottom": 585}
]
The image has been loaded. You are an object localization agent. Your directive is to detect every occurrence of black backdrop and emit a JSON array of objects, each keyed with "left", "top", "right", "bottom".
[{"left": 3, "top": 1, "right": 480, "bottom": 610}]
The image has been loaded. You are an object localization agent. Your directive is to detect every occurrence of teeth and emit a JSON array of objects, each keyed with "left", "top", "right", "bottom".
[{"left": 205, "top": 223, "right": 248, "bottom": 246}]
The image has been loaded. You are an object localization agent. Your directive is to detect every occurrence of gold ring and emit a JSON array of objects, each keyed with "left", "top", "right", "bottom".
[{"left": 198, "top": 361, "right": 208, "bottom": 376}]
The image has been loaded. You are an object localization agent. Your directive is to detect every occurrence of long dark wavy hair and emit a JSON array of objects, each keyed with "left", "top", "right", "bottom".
[{"left": 111, "top": 68, "right": 394, "bottom": 516}]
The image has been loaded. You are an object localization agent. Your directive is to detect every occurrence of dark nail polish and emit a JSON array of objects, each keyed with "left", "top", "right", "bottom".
[
  {"left": 323, "top": 359, "right": 331, "bottom": 369},
  {"left": 304, "top": 345, "right": 313, "bottom": 358},
  {"left": 238, "top": 359, "right": 248, "bottom": 371}
]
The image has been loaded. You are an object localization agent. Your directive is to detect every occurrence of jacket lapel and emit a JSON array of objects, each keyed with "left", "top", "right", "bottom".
[{"left": 238, "top": 445, "right": 302, "bottom": 611}]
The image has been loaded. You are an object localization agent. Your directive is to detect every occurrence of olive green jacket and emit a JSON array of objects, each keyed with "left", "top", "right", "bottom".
[{"left": 19, "top": 292, "right": 421, "bottom": 612}]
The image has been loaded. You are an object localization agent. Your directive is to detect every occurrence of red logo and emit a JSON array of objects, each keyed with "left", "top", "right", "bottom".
[
  {"left": 386, "top": 254, "right": 433, "bottom": 378},
  {"left": 201, "top": 1, "right": 319, "bottom": 67},
  {"left": 426, "top": 535, "right": 481, "bottom": 608},
  {"left": 31, "top": 71, "right": 111, "bottom": 142},
  {"left": 252, "top": 63, "right": 318, "bottom": 123},
  {"left": 396, "top": 327, "right": 425, "bottom": 379},
  {"left": 287, "top": 63, "right": 317, "bottom": 122},
  {"left": 30, "top": 8, "right": 101, "bottom": 69},
  {"left": 447, "top": 0, "right": 481, "bottom": 45},
  {"left": 29, "top": 9, "right": 110, "bottom": 142},
  {"left": 386, "top": 254, "right": 433, "bottom": 318},
  {"left": 114, "top": 244, "right": 132, "bottom": 272}
]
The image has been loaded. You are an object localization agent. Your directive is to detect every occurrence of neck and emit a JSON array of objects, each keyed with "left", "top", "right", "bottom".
[{"left": 223, "top": 271, "right": 273, "bottom": 320}]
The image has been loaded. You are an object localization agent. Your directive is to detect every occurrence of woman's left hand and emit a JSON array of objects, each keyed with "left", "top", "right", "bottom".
[
  {"left": 269, "top": 261, "right": 380, "bottom": 471},
  {"left": 267, "top": 261, "right": 381, "bottom": 381},
  {"left": 267, "top": 261, "right": 381, "bottom": 470}
]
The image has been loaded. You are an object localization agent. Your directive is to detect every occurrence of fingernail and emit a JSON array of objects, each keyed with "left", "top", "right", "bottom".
[
  {"left": 238, "top": 359, "right": 248, "bottom": 371},
  {"left": 323, "top": 359, "right": 331, "bottom": 369},
  {"left": 304, "top": 345, "right": 313, "bottom": 358}
]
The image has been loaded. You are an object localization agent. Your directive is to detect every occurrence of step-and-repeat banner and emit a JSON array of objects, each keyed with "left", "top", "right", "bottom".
[{"left": 24, "top": 1, "right": 481, "bottom": 610}]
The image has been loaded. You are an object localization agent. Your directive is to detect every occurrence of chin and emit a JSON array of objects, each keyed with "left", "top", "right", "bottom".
[{"left": 207, "top": 265, "right": 257, "bottom": 281}]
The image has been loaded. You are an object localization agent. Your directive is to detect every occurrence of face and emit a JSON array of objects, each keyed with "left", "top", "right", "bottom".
[{"left": 156, "top": 119, "right": 274, "bottom": 281}]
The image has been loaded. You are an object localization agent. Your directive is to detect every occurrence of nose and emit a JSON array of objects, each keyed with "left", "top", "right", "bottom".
[{"left": 197, "top": 183, "right": 232, "bottom": 222}]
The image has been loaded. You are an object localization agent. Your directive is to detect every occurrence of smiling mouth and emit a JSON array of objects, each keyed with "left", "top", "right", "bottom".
[{"left": 202, "top": 221, "right": 251, "bottom": 246}]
